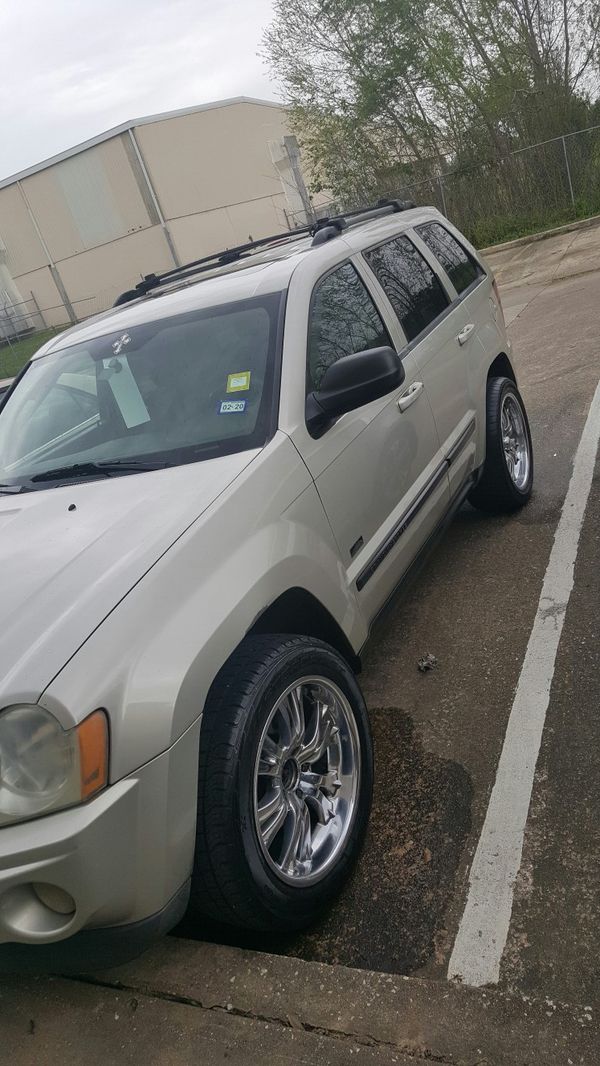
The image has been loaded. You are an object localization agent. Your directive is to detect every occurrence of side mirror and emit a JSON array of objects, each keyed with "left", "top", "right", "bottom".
[{"left": 306, "top": 346, "right": 405, "bottom": 435}]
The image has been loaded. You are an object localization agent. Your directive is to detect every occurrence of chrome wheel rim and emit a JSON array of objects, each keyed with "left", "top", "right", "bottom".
[
  {"left": 253, "top": 676, "right": 360, "bottom": 886},
  {"left": 501, "top": 393, "right": 530, "bottom": 489}
]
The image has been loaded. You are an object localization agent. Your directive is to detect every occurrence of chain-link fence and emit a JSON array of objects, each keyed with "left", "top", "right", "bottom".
[
  {"left": 0, "top": 290, "right": 112, "bottom": 379},
  {"left": 0, "top": 293, "right": 77, "bottom": 379},
  {"left": 0, "top": 293, "right": 52, "bottom": 342},
  {"left": 286, "top": 122, "right": 600, "bottom": 247},
  {"left": 0, "top": 290, "right": 112, "bottom": 343},
  {"left": 397, "top": 123, "right": 600, "bottom": 247}
]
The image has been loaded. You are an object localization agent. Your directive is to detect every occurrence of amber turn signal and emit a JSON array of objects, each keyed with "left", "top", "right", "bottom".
[{"left": 77, "top": 710, "right": 109, "bottom": 799}]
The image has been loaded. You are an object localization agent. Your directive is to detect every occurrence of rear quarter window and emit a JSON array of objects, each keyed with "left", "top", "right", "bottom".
[{"left": 416, "top": 222, "right": 484, "bottom": 294}]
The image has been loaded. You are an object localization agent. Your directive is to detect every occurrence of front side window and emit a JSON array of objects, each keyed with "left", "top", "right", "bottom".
[
  {"left": 364, "top": 235, "right": 449, "bottom": 343},
  {"left": 417, "top": 222, "right": 484, "bottom": 293},
  {"left": 308, "top": 263, "right": 391, "bottom": 391},
  {"left": 0, "top": 293, "right": 282, "bottom": 492}
]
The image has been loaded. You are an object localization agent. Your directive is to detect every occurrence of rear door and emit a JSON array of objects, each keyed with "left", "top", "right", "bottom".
[
  {"left": 361, "top": 229, "right": 480, "bottom": 499},
  {"left": 410, "top": 221, "right": 488, "bottom": 495},
  {"left": 289, "top": 259, "right": 446, "bottom": 623}
]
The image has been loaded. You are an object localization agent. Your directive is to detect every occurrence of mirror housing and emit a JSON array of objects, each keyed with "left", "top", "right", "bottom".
[{"left": 306, "top": 346, "right": 405, "bottom": 435}]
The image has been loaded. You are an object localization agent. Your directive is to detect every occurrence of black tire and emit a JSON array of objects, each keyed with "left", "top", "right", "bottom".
[
  {"left": 190, "top": 634, "right": 373, "bottom": 932},
  {"left": 468, "top": 376, "right": 533, "bottom": 514}
]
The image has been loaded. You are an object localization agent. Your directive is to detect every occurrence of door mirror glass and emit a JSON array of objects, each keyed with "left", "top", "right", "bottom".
[{"left": 306, "top": 346, "right": 405, "bottom": 435}]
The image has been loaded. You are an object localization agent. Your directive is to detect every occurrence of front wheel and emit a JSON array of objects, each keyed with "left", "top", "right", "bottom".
[
  {"left": 469, "top": 376, "right": 533, "bottom": 514},
  {"left": 190, "top": 634, "right": 373, "bottom": 932}
]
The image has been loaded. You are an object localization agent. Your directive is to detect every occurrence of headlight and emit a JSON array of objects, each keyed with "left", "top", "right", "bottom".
[{"left": 0, "top": 706, "right": 108, "bottom": 827}]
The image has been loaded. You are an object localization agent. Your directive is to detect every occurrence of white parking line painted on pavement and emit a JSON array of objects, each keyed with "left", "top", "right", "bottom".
[{"left": 448, "top": 376, "right": 600, "bottom": 987}]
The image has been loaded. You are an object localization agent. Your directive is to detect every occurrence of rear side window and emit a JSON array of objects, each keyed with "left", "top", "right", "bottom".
[
  {"left": 417, "top": 222, "right": 483, "bottom": 293},
  {"left": 364, "top": 236, "right": 449, "bottom": 343},
  {"left": 308, "top": 262, "right": 391, "bottom": 390}
]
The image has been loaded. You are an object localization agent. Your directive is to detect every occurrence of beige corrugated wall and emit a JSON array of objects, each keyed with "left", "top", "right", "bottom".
[
  {"left": 134, "top": 102, "right": 290, "bottom": 221},
  {"left": 0, "top": 101, "right": 309, "bottom": 330}
]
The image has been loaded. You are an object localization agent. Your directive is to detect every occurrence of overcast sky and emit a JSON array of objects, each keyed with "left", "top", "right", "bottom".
[{"left": 0, "top": 0, "right": 278, "bottom": 180}]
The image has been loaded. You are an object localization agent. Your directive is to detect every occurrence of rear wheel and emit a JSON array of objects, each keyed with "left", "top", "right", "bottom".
[
  {"left": 190, "top": 634, "right": 373, "bottom": 931},
  {"left": 469, "top": 376, "right": 533, "bottom": 513}
]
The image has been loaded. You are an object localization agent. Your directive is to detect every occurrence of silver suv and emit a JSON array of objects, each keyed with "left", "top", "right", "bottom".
[{"left": 0, "top": 202, "right": 533, "bottom": 970}]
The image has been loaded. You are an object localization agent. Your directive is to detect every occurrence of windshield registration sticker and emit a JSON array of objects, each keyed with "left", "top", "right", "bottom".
[
  {"left": 219, "top": 399, "right": 247, "bottom": 414},
  {"left": 226, "top": 371, "right": 251, "bottom": 393}
]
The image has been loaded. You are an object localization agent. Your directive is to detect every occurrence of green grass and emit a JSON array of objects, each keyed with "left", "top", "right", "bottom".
[
  {"left": 0, "top": 326, "right": 69, "bottom": 379},
  {"left": 469, "top": 200, "right": 600, "bottom": 249}
]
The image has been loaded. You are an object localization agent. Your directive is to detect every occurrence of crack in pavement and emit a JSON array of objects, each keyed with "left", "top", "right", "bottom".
[
  {"left": 63, "top": 973, "right": 481, "bottom": 1064},
  {"left": 62, "top": 976, "right": 464, "bottom": 1066}
]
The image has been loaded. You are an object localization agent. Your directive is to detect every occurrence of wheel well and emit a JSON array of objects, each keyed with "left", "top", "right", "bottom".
[
  {"left": 488, "top": 352, "right": 516, "bottom": 384},
  {"left": 247, "top": 588, "right": 361, "bottom": 672}
]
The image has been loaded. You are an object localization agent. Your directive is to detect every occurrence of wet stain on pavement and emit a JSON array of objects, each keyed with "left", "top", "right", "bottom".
[{"left": 178, "top": 708, "right": 473, "bottom": 976}]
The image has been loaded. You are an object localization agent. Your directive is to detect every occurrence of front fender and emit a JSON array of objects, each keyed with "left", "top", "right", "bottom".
[{"left": 42, "top": 436, "right": 365, "bottom": 781}]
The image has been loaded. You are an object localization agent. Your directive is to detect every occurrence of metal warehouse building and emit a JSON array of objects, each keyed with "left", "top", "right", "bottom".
[{"left": 0, "top": 97, "right": 313, "bottom": 336}]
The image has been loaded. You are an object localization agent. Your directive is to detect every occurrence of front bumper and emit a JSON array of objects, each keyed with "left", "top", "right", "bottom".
[
  {"left": 0, "top": 880, "right": 190, "bottom": 973},
  {"left": 0, "top": 717, "right": 200, "bottom": 971}
]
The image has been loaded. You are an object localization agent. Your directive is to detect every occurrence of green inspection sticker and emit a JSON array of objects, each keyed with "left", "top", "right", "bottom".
[{"left": 226, "top": 371, "right": 251, "bottom": 393}]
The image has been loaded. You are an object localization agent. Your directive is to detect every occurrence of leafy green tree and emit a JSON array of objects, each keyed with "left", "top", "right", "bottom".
[{"left": 263, "top": 0, "right": 600, "bottom": 209}]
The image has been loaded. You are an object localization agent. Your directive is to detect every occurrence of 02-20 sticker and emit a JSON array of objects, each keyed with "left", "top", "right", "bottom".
[{"left": 219, "top": 399, "right": 247, "bottom": 414}]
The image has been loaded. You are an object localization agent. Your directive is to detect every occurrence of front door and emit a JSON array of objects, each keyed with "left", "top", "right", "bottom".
[{"left": 290, "top": 260, "right": 447, "bottom": 623}]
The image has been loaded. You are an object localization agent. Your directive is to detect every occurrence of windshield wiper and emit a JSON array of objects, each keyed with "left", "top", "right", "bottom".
[
  {"left": 0, "top": 483, "right": 25, "bottom": 494},
  {"left": 30, "top": 459, "right": 169, "bottom": 484}
]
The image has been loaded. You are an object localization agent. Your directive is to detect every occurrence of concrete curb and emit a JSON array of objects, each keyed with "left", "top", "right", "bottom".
[
  {"left": 1, "top": 974, "right": 416, "bottom": 1065},
  {"left": 480, "top": 213, "right": 600, "bottom": 255},
  {"left": 83, "top": 937, "right": 597, "bottom": 1064}
]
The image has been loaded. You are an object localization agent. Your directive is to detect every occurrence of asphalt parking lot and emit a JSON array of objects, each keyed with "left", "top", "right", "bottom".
[{"left": 3, "top": 220, "right": 600, "bottom": 1064}]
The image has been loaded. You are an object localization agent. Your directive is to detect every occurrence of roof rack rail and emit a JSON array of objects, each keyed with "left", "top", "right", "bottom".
[
  {"left": 113, "top": 198, "right": 415, "bottom": 306},
  {"left": 310, "top": 199, "right": 414, "bottom": 246}
]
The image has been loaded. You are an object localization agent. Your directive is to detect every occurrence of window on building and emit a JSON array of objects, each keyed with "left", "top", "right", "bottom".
[
  {"left": 417, "top": 222, "right": 484, "bottom": 293},
  {"left": 364, "top": 236, "right": 449, "bottom": 343},
  {"left": 308, "top": 263, "right": 392, "bottom": 391}
]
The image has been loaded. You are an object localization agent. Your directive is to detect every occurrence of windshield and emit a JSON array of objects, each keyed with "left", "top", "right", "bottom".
[{"left": 0, "top": 293, "right": 283, "bottom": 491}]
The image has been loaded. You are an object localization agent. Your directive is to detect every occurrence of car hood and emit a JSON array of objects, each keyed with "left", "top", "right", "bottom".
[{"left": 0, "top": 450, "right": 259, "bottom": 704}]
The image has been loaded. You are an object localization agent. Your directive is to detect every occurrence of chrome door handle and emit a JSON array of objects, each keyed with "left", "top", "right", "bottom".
[
  {"left": 397, "top": 381, "right": 424, "bottom": 412},
  {"left": 457, "top": 323, "right": 475, "bottom": 346}
]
